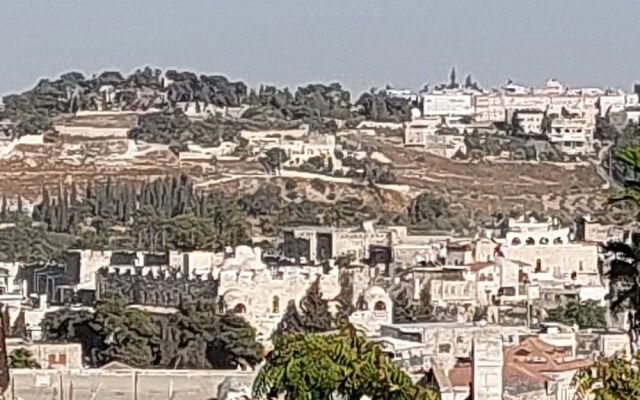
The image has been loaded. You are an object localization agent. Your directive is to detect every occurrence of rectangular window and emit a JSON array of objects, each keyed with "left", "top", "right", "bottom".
[{"left": 438, "top": 343, "right": 451, "bottom": 353}]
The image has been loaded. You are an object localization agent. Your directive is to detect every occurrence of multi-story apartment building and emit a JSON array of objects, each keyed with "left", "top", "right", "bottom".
[
  {"left": 512, "top": 109, "right": 545, "bottom": 134},
  {"left": 599, "top": 92, "right": 639, "bottom": 117},
  {"left": 422, "top": 92, "right": 473, "bottom": 117},
  {"left": 473, "top": 94, "right": 506, "bottom": 122},
  {"left": 548, "top": 117, "right": 595, "bottom": 156}
]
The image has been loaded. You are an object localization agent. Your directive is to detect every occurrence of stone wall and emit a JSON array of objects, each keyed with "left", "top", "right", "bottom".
[
  {"left": 7, "top": 369, "right": 256, "bottom": 400},
  {"left": 6, "top": 342, "right": 83, "bottom": 370}
]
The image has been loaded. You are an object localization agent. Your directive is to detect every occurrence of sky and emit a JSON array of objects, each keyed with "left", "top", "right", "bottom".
[{"left": 0, "top": 0, "right": 639, "bottom": 97}]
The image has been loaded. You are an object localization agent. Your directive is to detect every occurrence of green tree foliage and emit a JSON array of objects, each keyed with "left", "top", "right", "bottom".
[
  {"left": 547, "top": 300, "right": 607, "bottom": 329},
  {"left": 578, "top": 352, "right": 640, "bottom": 400},
  {"left": 355, "top": 89, "right": 411, "bottom": 122},
  {"left": 40, "top": 293, "right": 263, "bottom": 369},
  {"left": 31, "top": 175, "right": 249, "bottom": 252},
  {"left": 298, "top": 276, "right": 334, "bottom": 333},
  {"left": 262, "top": 148, "right": 289, "bottom": 175},
  {"left": 254, "top": 322, "right": 438, "bottom": 400},
  {"left": 275, "top": 277, "right": 334, "bottom": 338},
  {"left": 392, "top": 285, "right": 432, "bottom": 324},
  {"left": 604, "top": 146, "right": 640, "bottom": 340},
  {"left": 360, "top": 160, "right": 397, "bottom": 186},
  {"left": 1, "top": 68, "right": 167, "bottom": 135},
  {"left": 1, "top": 68, "right": 373, "bottom": 140},
  {"left": 0, "top": 212, "right": 73, "bottom": 263},
  {"left": 407, "top": 191, "right": 472, "bottom": 232},
  {"left": 392, "top": 287, "right": 418, "bottom": 323},
  {"left": 8, "top": 348, "right": 41, "bottom": 369}
]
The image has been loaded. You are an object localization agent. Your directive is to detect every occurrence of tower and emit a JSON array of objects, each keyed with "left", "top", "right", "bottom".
[{"left": 472, "top": 335, "right": 503, "bottom": 400}]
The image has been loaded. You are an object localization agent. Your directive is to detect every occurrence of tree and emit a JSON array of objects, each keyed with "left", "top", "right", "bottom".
[
  {"left": 41, "top": 294, "right": 263, "bottom": 370},
  {"left": 577, "top": 352, "right": 640, "bottom": 400},
  {"left": 262, "top": 148, "right": 289, "bottom": 175},
  {"left": 207, "top": 312, "right": 264, "bottom": 369},
  {"left": 392, "top": 287, "right": 417, "bottom": 323},
  {"left": 298, "top": 276, "right": 334, "bottom": 333},
  {"left": 9, "top": 348, "right": 40, "bottom": 369},
  {"left": 547, "top": 300, "right": 607, "bottom": 329},
  {"left": 274, "top": 300, "right": 305, "bottom": 338},
  {"left": 605, "top": 147, "right": 640, "bottom": 349},
  {"left": 253, "top": 322, "right": 438, "bottom": 400},
  {"left": 275, "top": 277, "right": 335, "bottom": 338}
]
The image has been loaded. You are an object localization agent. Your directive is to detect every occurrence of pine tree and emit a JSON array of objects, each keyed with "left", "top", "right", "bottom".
[
  {"left": 274, "top": 300, "right": 305, "bottom": 337},
  {"left": 299, "top": 276, "right": 333, "bottom": 333}
]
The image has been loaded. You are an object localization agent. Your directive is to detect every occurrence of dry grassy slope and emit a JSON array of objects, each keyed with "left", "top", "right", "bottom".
[
  {"left": 0, "top": 130, "right": 615, "bottom": 223},
  {"left": 376, "top": 141, "right": 610, "bottom": 217},
  {"left": 0, "top": 137, "right": 194, "bottom": 203},
  {"left": 211, "top": 177, "right": 411, "bottom": 214}
]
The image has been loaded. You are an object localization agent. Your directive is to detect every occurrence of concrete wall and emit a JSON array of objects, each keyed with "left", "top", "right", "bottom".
[{"left": 8, "top": 369, "right": 256, "bottom": 400}]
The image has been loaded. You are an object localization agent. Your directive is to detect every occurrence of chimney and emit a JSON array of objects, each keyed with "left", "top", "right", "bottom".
[{"left": 472, "top": 335, "right": 503, "bottom": 400}]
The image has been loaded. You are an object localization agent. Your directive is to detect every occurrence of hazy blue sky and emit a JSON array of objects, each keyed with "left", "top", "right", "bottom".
[{"left": 1, "top": 0, "right": 638, "bottom": 96}]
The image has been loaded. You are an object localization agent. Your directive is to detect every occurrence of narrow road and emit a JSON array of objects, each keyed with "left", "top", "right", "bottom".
[{"left": 195, "top": 170, "right": 417, "bottom": 195}]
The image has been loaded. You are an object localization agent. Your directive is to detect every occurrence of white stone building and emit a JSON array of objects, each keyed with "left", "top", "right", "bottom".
[
  {"left": 263, "top": 134, "right": 338, "bottom": 169},
  {"left": 404, "top": 118, "right": 441, "bottom": 147},
  {"left": 548, "top": 117, "right": 595, "bottom": 156},
  {"left": 511, "top": 109, "right": 545, "bottom": 134},
  {"left": 473, "top": 94, "right": 506, "bottom": 122},
  {"left": 422, "top": 93, "right": 473, "bottom": 117}
]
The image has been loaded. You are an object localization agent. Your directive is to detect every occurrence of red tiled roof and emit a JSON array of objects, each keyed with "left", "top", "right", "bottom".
[
  {"left": 447, "top": 365, "right": 472, "bottom": 388},
  {"left": 467, "top": 261, "right": 495, "bottom": 272},
  {"left": 505, "top": 337, "right": 592, "bottom": 374},
  {"left": 445, "top": 337, "right": 592, "bottom": 390}
]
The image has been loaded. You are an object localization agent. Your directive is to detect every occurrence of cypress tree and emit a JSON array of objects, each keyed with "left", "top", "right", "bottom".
[
  {"left": 60, "top": 187, "right": 69, "bottom": 232},
  {"left": 0, "top": 194, "right": 6, "bottom": 220},
  {"left": 105, "top": 176, "right": 113, "bottom": 201},
  {"left": 299, "top": 276, "right": 333, "bottom": 333},
  {"left": 85, "top": 180, "right": 93, "bottom": 199},
  {"left": 274, "top": 300, "right": 305, "bottom": 337},
  {"left": 70, "top": 182, "right": 77, "bottom": 205},
  {"left": 16, "top": 196, "right": 22, "bottom": 213}
]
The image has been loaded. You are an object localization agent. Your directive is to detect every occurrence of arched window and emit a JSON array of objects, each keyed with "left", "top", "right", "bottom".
[
  {"left": 553, "top": 237, "right": 563, "bottom": 245},
  {"left": 511, "top": 237, "right": 522, "bottom": 246},
  {"left": 272, "top": 296, "right": 280, "bottom": 313},
  {"left": 487, "top": 273, "right": 494, "bottom": 281},
  {"left": 479, "top": 274, "right": 486, "bottom": 282},
  {"left": 539, "top": 237, "right": 549, "bottom": 245},
  {"left": 233, "top": 303, "right": 247, "bottom": 314},
  {"left": 579, "top": 261, "right": 584, "bottom": 271},
  {"left": 525, "top": 237, "right": 535, "bottom": 246},
  {"left": 374, "top": 301, "right": 387, "bottom": 311},
  {"left": 535, "top": 259, "right": 542, "bottom": 273}
]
